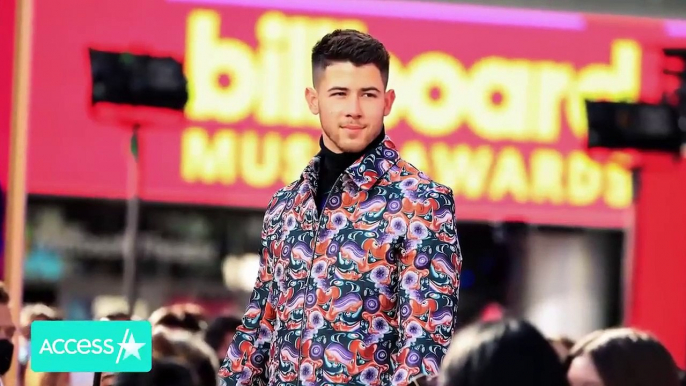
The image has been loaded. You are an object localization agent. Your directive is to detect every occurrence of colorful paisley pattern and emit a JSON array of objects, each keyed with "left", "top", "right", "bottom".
[{"left": 218, "top": 137, "right": 462, "bottom": 386}]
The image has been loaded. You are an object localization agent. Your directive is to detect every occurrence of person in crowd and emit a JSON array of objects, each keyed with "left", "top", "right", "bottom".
[
  {"left": 566, "top": 327, "right": 680, "bottom": 386},
  {"left": 149, "top": 303, "right": 207, "bottom": 334},
  {"left": 113, "top": 358, "right": 197, "bottom": 386},
  {"left": 21, "top": 306, "right": 68, "bottom": 386},
  {"left": 203, "top": 314, "right": 241, "bottom": 362},
  {"left": 18, "top": 303, "right": 60, "bottom": 383},
  {"left": 165, "top": 329, "right": 218, "bottom": 386},
  {"left": 96, "top": 312, "right": 137, "bottom": 386},
  {"left": 218, "top": 28, "right": 462, "bottom": 386},
  {"left": 438, "top": 318, "right": 569, "bottom": 386},
  {"left": 549, "top": 336, "right": 576, "bottom": 361},
  {"left": 0, "top": 283, "right": 16, "bottom": 386}
]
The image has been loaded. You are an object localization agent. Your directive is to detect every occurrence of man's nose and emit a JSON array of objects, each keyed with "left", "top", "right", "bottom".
[{"left": 346, "top": 97, "right": 363, "bottom": 118}]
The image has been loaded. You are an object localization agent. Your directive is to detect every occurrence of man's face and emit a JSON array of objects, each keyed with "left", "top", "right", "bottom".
[
  {"left": 306, "top": 62, "right": 395, "bottom": 153},
  {"left": 0, "top": 304, "right": 15, "bottom": 341}
]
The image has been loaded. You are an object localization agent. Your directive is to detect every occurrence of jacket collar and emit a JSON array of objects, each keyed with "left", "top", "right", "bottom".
[{"left": 303, "top": 136, "right": 400, "bottom": 191}]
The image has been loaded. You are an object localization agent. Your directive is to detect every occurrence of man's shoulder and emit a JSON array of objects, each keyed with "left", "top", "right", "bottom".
[
  {"left": 392, "top": 157, "right": 454, "bottom": 198},
  {"left": 262, "top": 179, "right": 304, "bottom": 214}
]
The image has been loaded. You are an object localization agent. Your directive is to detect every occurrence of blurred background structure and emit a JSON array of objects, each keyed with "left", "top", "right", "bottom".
[{"left": 2, "top": 0, "right": 686, "bottom": 383}]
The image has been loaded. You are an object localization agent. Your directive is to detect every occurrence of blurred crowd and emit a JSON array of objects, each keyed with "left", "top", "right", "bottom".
[{"left": 3, "top": 281, "right": 685, "bottom": 386}]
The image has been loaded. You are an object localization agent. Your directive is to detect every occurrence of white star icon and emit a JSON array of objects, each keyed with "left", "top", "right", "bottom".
[{"left": 115, "top": 329, "right": 146, "bottom": 364}]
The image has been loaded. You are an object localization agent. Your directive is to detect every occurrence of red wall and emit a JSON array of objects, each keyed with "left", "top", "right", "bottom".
[{"left": 629, "top": 154, "right": 686, "bottom": 368}]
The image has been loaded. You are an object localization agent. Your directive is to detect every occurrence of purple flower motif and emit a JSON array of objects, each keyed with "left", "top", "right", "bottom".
[
  {"left": 299, "top": 363, "right": 314, "bottom": 379},
  {"left": 402, "top": 271, "right": 419, "bottom": 290},
  {"left": 406, "top": 321, "right": 423, "bottom": 338},
  {"left": 390, "top": 218, "right": 407, "bottom": 235},
  {"left": 309, "top": 311, "right": 325, "bottom": 329},
  {"left": 331, "top": 212, "right": 348, "bottom": 229},
  {"left": 409, "top": 221, "right": 429, "bottom": 239},
  {"left": 372, "top": 317, "right": 390, "bottom": 334},
  {"left": 258, "top": 325, "right": 272, "bottom": 341},
  {"left": 312, "top": 261, "right": 327, "bottom": 277},
  {"left": 371, "top": 266, "right": 389, "bottom": 283},
  {"left": 361, "top": 367, "right": 379, "bottom": 384},
  {"left": 401, "top": 178, "right": 418, "bottom": 190},
  {"left": 274, "top": 264, "right": 284, "bottom": 280},
  {"left": 285, "top": 214, "right": 297, "bottom": 230},
  {"left": 392, "top": 369, "right": 408, "bottom": 385}
]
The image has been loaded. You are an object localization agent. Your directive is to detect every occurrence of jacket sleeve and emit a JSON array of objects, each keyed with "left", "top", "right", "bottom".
[
  {"left": 218, "top": 200, "right": 278, "bottom": 386},
  {"left": 391, "top": 187, "right": 462, "bottom": 386}
]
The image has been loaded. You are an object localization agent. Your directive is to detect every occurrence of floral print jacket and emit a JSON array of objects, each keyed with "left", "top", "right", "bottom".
[{"left": 219, "top": 137, "right": 462, "bottom": 386}]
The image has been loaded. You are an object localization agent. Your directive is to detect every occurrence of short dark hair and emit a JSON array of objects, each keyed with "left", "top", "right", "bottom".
[
  {"left": 567, "top": 328, "right": 680, "bottom": 386},
  {"left": 114, "top": 358, "right": 197, "bottom": 386},
  {"left": 204, "top": 315, "right": 242, "bottom": 353},
  {"left": 149, "top": 304, "right": 208, "bottom": 333},
  {"left": 440, "top": 319, "right": 569, "bottom": 386},
  {"left": 311, "top": 29, "right": 390, "bottom": 87}
]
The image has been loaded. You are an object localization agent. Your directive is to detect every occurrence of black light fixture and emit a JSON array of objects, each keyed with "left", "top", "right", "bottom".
[
  {"left": 586, "top": 47, "right": 686, "bottom": 155},
  {"left": 89, "top": 48, "right": 188, "bottom": 111}
]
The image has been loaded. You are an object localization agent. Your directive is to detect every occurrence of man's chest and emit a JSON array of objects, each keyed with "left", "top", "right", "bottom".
[{"left": 266, "top": 186, "right": 411, "bottom": 278}]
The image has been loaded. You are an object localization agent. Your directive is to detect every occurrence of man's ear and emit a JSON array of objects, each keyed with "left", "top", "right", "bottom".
[
  {"left": 305, "top": 87, "right": 319, "bottom": 115},
  {"left": 383, "top": 89, "right": 396, "bottom": 117}
]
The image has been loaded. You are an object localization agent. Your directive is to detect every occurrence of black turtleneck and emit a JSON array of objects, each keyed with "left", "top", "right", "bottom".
[{"left": 316, "top": 128, "right": 385, "bottom": 212}]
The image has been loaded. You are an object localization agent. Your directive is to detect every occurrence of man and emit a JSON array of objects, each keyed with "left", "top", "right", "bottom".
[
  {"left": 0, "top": 282, "right": 16, "bottom": 386},
  {"left": 219, "top": 29, "right": 462, "bottom": 386}
]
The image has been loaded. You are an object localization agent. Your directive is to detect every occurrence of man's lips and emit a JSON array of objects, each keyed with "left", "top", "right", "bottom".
[{"left": 342, "top": 125, "right": 364, "bottom": 130}]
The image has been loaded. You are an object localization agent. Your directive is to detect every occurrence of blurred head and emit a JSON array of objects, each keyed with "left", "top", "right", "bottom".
[
  {"left": 549, "top": 336, "right": 576, "bottom": 362},
  {"left": 0, "top": 282, "right": 15, "bottom": 375},
  {"left": 149, "top": 304, "right": 207, "bottom": 334},
  {"left": 305, "top": 29, "right": 395, "bottom": 154},
  {"left": 439, "top": 318, "right": 569, "bottom": 386},
  {"left": 204, "top": 315, "right": 241, "bottom": 361},
  {"left": 150, "top": 328, "right": 217, "bottom": 386},
  {"left": 167, "top": 330, "right": 218, "bottom": 386},
  {"left": 20, "top": 303, "right": 61, "bottom": 339},
  {"left": 113, "top": 358, "right": 197, "bottom": 386},
  {"left": 566, "top": 328, "right": 680, "bottom": 386},
  {"left": 99, "top": 311, "right": 134, "bottom": 321}
]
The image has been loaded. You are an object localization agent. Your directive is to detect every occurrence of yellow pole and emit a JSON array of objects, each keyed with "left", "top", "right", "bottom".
[{"left": 5, "top": 0, "right": 33, "bottom": 383}]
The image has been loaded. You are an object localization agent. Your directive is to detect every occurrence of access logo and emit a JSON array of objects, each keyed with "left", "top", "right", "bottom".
[{"left": 31, "top": 321, "right": 152, "bottom": 372}]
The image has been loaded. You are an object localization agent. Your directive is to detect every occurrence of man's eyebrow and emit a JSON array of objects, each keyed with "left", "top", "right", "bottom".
[
  {"left": 327, "top": 87, "right": 349, "bottom": 92},
  {"left": 361, "top": 87, "right": 381, "bottom": 93}
]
